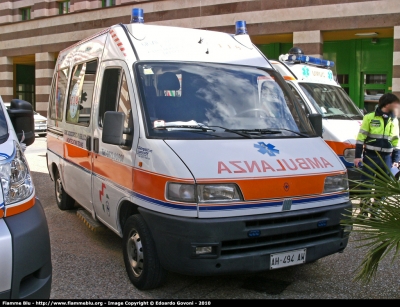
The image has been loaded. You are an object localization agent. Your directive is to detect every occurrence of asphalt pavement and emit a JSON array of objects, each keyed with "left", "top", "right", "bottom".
[{"left": 25, "top": 137, "right": 400, "bottom": 299}]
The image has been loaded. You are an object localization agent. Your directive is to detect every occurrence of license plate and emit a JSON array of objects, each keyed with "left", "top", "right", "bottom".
[{"left": 270, "top": 248, "right": 306, "bottom": 269}]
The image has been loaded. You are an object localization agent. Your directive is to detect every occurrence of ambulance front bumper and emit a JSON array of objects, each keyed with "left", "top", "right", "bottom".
[
  {"left": 0, "top": 199, "right": 52, "bottom": 299},
  {"left": 139, "top": 201, "right": 351, "bottom": 276}
]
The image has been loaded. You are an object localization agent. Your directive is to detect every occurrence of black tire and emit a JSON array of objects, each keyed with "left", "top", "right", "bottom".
[
  {"left": 123, "top": 215, "right": 167, "bottom": 290},
  {"left": 54, "top": 169, "right": 75, "bottom": 210},
  {"left": 39, "top": 133, "right": 47, "bottom": 137}
]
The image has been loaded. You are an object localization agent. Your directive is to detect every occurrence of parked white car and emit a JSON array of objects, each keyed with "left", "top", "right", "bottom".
[{"left": 34, "top": 111, "right": 47, "bottom": 137}]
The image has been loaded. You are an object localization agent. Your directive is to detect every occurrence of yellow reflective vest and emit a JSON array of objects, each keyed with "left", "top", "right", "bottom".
[{"left": 355, "top": 108, "right": 400, "bottom": 159}]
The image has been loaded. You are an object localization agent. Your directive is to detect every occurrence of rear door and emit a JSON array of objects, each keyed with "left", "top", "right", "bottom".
[
  {"left": 91, "top": 60, "right": 138, "bottom": 231},
  {"left": 62, "top": 60, "right": 98, "bottom": 212}
]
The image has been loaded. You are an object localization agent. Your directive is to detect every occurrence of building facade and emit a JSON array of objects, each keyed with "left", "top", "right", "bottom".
[{"left": 0, "top": 0, "right": 399, "bottom": 115}]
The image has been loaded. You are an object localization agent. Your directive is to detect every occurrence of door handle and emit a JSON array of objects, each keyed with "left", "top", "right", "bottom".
[
  {"left": 94, "top": 137, "right": 99, "bottom": 154},
  {"left": 86, "top": 136, "right": 91, "bottom": 151}
]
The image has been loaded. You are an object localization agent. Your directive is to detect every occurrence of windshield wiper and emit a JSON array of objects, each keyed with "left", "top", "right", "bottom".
[
  {"left": 233, "top": 129, "right": 282, "bottom": 135},
  {"left": 323, "top": 114, "right": 353, "bottom": 120},
  {"left": 207, "top": 126, "right": 254, "bottom": 139},
  {"left": 271, "top": 128, "right": 310, "bottom": 137},
  {"left": 154, "top": 125, "right": 216, "bottom": 132}
]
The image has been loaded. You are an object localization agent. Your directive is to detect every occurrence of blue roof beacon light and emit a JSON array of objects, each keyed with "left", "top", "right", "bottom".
[
  {"left": 131, "top": 8, "right": 144, "bottom": 24},
  {"left": 235, "top": 20, "right": 247, "bottom": 35},
  {"left": 287, "top": 54, "right": 335, "bottom": 68}
]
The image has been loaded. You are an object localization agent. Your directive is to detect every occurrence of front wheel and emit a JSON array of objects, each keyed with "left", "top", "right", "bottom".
[
  {"left": 54, "top": 169, "right": 75, "bottom": 210},
  {"left": 123, "top": 215, "right": 167, "bottom": 290},
  {"left": 39, "top": 133, "right": 47, "bottom": 137}
]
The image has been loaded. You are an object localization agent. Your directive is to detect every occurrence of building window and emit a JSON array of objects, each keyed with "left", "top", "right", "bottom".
[
  {"left": 59, "top": 1, "right": 70, "bottom": 15},
  {"left": 102, "top": 0, "right": 115, "bottom": 7},
  {"left": 16, "top": 65, "right": 35, "bottom": 108},
  {"left": 21, "top": 7, "right": 31, "bottom": 21}
]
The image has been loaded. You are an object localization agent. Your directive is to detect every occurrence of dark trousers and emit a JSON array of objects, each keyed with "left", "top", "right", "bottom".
[
  {"left": 360, "top": 151, "right": 392, "bottom": 181},
  {"left": 360, "top": 151, "right": 392, "bottom": 208}
]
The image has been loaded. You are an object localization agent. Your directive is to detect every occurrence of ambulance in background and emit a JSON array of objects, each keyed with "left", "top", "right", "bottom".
[
  {"left": 270, "top": 48, "right": 363, "bottom": 181},
  {"left": 46, "top": 9, "right": 351, "bottom": 290}
]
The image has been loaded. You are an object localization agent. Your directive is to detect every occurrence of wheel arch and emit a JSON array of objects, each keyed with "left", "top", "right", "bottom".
[
  {"left": 118, "top": 200, "right": 140, "bottom": 233},
  {"left": 50, "top": 162, "right": 59, "bottom": 181}
]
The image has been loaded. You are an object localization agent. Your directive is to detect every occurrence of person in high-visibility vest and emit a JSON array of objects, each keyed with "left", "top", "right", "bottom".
[{"left": 354, "top": 93, "right": 400, "bottom": 210}]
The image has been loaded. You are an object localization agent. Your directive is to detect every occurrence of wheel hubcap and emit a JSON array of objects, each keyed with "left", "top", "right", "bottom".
[
  {"left": 127, "top": 230, "right": 144, "bottom": 277},
  {"left": 56, "top": 177, "right": 63, "bottom": 203}
]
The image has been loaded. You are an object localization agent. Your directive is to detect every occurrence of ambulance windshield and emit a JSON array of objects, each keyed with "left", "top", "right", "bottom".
[
  {"left": 136, "top": 62, "right": 315, "bottom": 139},
  {"left": 299, "top": 83, "right": 363, "bottom": 120}
]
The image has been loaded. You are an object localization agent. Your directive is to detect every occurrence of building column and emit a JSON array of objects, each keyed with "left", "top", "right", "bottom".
[
  {"left": 71, "top": 0, "right": 92, "bottom": 12},
  {"left": 393, "top": 26, "right": 400, "bottom": 99},
  {"left": 0, "top": 1, "right": 13, "bottom": 24},
  {"left": 0, "top": 56, "right": 14, "bottom": 104},
  {"left": 35, "top": 52, "right": 55, "bottom": 116},
  {"left": 293, "top": 30, "right": 323, "bottom": 58},
  {"left": 32, "top": 0, "right": 49, "bottom": 18}
]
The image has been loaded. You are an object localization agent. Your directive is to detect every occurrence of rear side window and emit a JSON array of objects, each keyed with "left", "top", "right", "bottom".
[
  {"left": 50, "top": 68, "right": 69, "bottom": 120},
  {"left": 98, "top": 68, "right": 133, "bottom": 148},
  {"left": 66, "top": 60, "right": 98, "bottom": 126}
]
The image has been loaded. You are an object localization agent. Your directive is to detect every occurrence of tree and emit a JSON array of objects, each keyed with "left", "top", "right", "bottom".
[{"left": 341, "top": 156, "right": 400, "bottom": 284}]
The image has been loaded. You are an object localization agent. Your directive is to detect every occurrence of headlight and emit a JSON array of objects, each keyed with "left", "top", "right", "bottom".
[
  {"left": 197, "top": 184, "right": 242, "bottom": 202},
  {"left": 343, "top": 148, "right": 355, "bottom": 163},
  {"left": 0, "top": 144, "right": 34, "bottom": 204},
  {"left": 166, "top": 183, "right": 243, "bottom": 203},
  {"left": 323, "top": 174, "right": 348, "bottom": 193},
  {"left": 167, "top": 183, "right": 196, "bottom": 202}
]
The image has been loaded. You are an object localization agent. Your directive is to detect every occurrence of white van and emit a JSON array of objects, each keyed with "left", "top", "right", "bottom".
[
  {"left": 0, "top": 97, "right": 52, "bottom": 299},
  {"left": 46, "top": 9, "right": 351, "bottom": 290},
  {"left": 270, "top": 52, "right": 364, "bottom": 180}
]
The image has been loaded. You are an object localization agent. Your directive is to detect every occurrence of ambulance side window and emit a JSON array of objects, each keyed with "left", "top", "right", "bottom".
[
  {"left": 98, "top": 68, "right": 121, "bottom": 127},
  {"left": 288, "top": 83, "right": 310, "bottom": 114},
  {"left": 66, "top": 60, "right": 98, "bottom": 126},
  {"left": 98, "top": 68, "right": 133, "bottom": 149},
  {"left": 117, "top": 72, "right": 133, "bottom": 149},
  {"left": 50, "top": 68, "right": 69, "bottom": 121}
]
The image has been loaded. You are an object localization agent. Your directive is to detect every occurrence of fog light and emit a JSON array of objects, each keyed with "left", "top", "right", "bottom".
[{"left": 195, "top": 246, "right": 212, "bottom": 255}]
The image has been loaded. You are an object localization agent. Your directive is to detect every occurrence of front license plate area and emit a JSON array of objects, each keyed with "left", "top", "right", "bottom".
[{"left": 270, "top": 248, "right": 306, "bottom": 269}]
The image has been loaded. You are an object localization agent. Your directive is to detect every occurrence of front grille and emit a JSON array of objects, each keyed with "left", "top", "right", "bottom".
[
  {"left": 245, "top": 212, "right": 325, "bottom": 228},
  {"left": 221, "top": 225, "right": 341, "bottom": 256}
]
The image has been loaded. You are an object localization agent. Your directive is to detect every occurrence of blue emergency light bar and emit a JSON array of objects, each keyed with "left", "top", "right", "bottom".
[
  {"left": 235, "top": 20, "right": 247, "bottom": 35},
  {"left": 287, "top": 54, "right": 335, "bottom": 68},
  {"left": 131, "top": 8, "right": 144, "bottom": 24}
]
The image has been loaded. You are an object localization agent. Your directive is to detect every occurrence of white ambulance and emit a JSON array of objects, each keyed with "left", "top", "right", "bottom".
[
  {"left": 46, "top": 9, "right": 351, "bottom": 290},
  {"left": 0, "top": 97, "right": 52, "bottom": 299},
  {"left": 270, "top": 51, "right": 364, "bottom": 181}
]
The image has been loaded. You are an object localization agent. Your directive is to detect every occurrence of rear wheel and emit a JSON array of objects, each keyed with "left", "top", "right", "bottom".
[
  {"left": 54, "top": 169, "right": 75, "bottom": 210},
  {"left": 39, "top": 133, "right": 47, "bottom": 137},
  {"left": 123, "top": 215, "right": 167, "bottom": 290}
]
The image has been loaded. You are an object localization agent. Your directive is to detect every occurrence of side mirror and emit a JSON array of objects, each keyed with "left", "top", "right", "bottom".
[
  {"left": 308, "top": 113, "right": 323, "bottom": 137},
  {"left": 102, "top": 111, "right": 125, "bottom": 145},
  {"left": 7, "top": 99, "right": 35, "bottom": 146}
]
